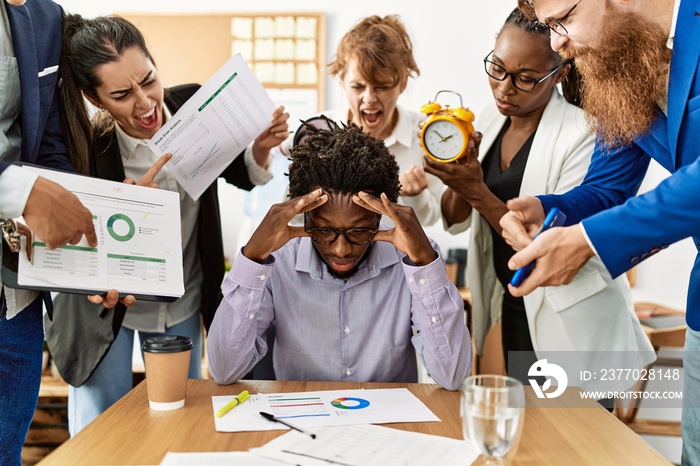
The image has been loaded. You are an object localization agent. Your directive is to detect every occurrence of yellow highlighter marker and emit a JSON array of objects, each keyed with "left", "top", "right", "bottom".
[{"left": 215, "top": 390, "right": 250, "bottom": 417}]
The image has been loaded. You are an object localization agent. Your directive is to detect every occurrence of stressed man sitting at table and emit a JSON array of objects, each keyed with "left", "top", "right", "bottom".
[{"left": 207, "top": 121, "right": 471, "bottom": 390}]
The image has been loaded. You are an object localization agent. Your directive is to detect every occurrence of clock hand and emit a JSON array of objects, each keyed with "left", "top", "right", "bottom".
[
  {"left": 443, "top": 133, "right": 457, "bottom": 141},
  {"left": 434, "top": 131, "right": 447, "bottom": 141}
]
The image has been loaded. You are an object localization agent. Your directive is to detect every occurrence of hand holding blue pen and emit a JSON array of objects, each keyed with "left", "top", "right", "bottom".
[{"left": 509, "top": 208, "right": 567, "bottom": 287}]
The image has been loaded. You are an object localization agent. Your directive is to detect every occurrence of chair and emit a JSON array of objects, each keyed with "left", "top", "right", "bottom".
[
  {"left": 251, "top": 324, "right": 276, "bottom": 380},
  {"left": 615, "top": 301, "right": 686, "bottom": 436},
  {"left": 445, "top": 260, "right": 480, "bottom": 376}
]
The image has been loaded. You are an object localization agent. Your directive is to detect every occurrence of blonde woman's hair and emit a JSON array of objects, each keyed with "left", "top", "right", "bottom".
[{"left": 328, "top": 15, "right": 419, "bottom": 87}]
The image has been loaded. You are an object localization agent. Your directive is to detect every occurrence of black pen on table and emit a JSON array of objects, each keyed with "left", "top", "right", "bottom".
[{"left": 260, "top": 411, "right": 317, "bottom": 439}]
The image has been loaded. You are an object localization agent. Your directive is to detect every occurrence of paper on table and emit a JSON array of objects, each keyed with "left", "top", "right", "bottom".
[
  {"left": 16, "top": 165, "right": 184, "bottom": 299},
  {"left": 147, "top": 54, "right": 276, "bottom": 200},
  {"left": 252, "top": 424, "right": 480, "bottom": 466},
  {"left": 212, "top": 388, "right": 439, "bottom": 433},
  {"left": 160, "top": 451, "right": 288, "bottom": 466}
]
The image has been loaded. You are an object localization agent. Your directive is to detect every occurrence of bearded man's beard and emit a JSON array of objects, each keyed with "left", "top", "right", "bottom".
[{"left": 559, "top": 10, "right": 672, "bottom": 148}]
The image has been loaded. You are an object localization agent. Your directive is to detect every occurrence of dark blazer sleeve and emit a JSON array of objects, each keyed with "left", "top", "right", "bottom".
[
  {"left": 15, "top": 0, "right": 71, "bottom": 172},
  {"left": 165, "top": 85, "right": 255, "bottom": 191}
]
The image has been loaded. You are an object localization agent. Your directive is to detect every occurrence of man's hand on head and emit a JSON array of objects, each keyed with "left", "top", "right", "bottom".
[
  {"left": 242, "top": 189, "right": 328, "bottom": 263},
  {"left": 352, "top": 191, "right": 437, "bottom": 266}
]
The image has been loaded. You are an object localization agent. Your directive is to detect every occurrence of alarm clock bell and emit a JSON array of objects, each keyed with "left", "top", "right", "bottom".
[{"left": 419, "top": 90, "right": 475, "bottom": 163}]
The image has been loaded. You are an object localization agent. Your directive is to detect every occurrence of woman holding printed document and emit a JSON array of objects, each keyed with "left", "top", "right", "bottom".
[{"left": 45, "top": 15, "right": 289, "bottom": 435}]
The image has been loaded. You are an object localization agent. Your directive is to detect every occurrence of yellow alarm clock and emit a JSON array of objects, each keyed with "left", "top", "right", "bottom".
[{"left": 419, "top": 90, "right": 475, "bottom": 163}]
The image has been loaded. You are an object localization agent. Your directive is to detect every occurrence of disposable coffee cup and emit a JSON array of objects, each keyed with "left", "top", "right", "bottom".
[{"left": 142, "top": 335, "right": 193, "bottom": 411}]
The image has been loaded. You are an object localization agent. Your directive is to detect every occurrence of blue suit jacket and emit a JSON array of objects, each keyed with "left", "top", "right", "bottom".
[
  {"left": 0, "top": 0, "right": 68, "bottom": 316},
  {"left": 541, "top": 0, "right": 700, "bottom": 329},
  {"left": 0, "top": 0, "right": 69, "bottom": 176}
]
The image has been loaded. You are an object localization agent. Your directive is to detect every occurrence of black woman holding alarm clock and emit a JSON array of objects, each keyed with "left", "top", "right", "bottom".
[{"left": 423, "top": 9, "right": 653, "bottom": 400}]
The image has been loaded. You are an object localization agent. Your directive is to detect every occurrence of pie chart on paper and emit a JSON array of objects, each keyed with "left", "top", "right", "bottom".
[{"left": 330, "top": 397, "right": 370, "bottom": 410}]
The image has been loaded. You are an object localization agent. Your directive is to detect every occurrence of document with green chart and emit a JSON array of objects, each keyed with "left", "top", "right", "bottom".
[
  {"left": 148, "top": 53, "right": 276, "bottom": 201},
  {"left": 15, "top": 165, "right": 184, "bottom": 301}
]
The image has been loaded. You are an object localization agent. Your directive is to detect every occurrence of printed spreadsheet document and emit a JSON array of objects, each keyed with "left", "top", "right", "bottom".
[
  {"left": 212, "top": 388, "right": 439, "bottom": 433},
  {"left": 16, "top": 165, "right": 184, "bottom": 300},
  {"left": 251, "top": 424, "right": 479, "bottom": 466},
  {"left": 148, "top": 53, "right": 276, "bottom": 200}
]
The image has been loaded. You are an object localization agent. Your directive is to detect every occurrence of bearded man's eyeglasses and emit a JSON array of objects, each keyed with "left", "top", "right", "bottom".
[{"left": 544, "top": 0, "right": 582, "bottom": 36}]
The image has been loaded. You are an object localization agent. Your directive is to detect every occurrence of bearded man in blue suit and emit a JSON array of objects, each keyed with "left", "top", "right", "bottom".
[
  {"left": 0, "top": 0, "right": 101, "bottom": 463},
  {"left": 500, "top": 0, "right": 700, "bottom": 463}
]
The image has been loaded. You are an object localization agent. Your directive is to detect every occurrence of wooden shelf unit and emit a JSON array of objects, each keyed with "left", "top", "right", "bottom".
[{"left": 120, "top": 11, "right": 326, "bottom": 111}]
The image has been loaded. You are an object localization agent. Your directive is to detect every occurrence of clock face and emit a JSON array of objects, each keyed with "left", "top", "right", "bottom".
[{"left": 423, "top": 119, "right": 466, "bottom": 161}]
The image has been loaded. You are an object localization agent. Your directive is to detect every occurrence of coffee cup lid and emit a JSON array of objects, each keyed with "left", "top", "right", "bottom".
[{"left": 142, "top": 335, "right": 193, "bottom": 353}]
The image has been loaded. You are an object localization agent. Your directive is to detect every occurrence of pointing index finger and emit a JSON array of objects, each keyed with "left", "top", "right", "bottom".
[
  {"left": 138, "top": 153, "right": 172, "bottom": 187},
  {"left": 85, "top": 228, "right": 97, "bottom": 248},
  {"left": 84, "top": 214, "right": 98, "bottom": 247}
]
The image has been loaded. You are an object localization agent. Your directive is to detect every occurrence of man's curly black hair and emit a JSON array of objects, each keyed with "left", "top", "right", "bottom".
[{"left": 288, "top": 118, "right": 401, "bottom": 202}]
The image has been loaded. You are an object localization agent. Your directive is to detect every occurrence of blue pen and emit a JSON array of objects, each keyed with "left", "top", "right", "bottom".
[{"left": 510, "top": 208, "right": 567, "bottom": 287}]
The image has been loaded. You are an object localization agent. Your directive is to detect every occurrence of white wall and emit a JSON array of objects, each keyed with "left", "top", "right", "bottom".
[{"left": 55, "top": 0, "right": 694, "bottom": 310}]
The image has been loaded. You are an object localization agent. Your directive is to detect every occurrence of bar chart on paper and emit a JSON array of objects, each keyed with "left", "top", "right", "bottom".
[
  {"left": 212, "top": 388, "right": 439, "bottom": 432},
  {"left": 267, "top": 395, "right": 330, "bottom": 419}
]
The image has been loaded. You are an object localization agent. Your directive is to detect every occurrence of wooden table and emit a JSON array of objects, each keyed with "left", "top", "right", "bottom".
[{"left": 38, "top": 380, "right": 670, "bottom": 466}]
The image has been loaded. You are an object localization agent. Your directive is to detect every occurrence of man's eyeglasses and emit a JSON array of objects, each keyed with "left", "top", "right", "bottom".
[
  {"left": 483, "top": 51, "right": 567, "bottom": 93},
  {"left": 304, "top": 213, "right": 380, "bottom": 245},
  {"left": 544, "top": 0, "right": 581, "bottom": 37}
]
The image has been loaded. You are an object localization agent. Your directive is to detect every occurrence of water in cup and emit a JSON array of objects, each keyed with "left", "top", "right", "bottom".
[
  {"left": 461, "top": 375, "right": 525, "bottom": 465},
  {"left": 465, "top": 408, "right": 521, "bottom": 457}
]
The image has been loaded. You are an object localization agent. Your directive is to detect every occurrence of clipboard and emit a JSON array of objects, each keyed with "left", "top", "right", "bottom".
[
  {"left": 1, "top": 226, "right": 176, "bottom": 303},
  {"left": 1, "top": 163, "right": 183, "bottom": 302}
]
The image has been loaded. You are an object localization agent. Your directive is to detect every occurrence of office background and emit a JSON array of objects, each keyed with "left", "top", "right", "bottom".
[
  {"left": 54, "top": 0, "right": 694, "bottom": 311},
  {"left": 51, "top": 2, "right": 689, "bottom": 461}
]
